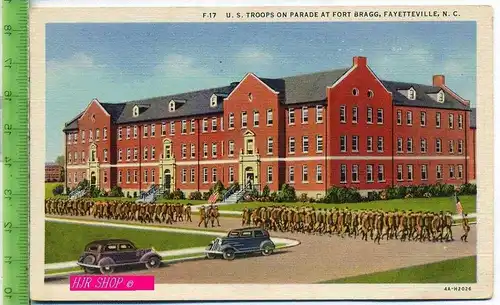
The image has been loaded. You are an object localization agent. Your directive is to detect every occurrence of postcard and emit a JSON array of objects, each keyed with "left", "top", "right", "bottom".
[{"left": 29, "top": 5, "right": 494, "bottom": 301}]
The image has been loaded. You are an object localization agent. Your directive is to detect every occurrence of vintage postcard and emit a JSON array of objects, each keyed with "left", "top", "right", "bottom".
[{"left": 29, "top": 5, "right": 493, "bottom": 301}]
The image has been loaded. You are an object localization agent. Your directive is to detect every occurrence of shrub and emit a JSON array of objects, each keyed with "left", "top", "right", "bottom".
[
  {"left": 89, "top": 186, "right": 101, "bottom": 198},
  {"left": 458, "top": 183, "right": 477, "bottom": 195},
  {"left": 324, "top": 186, "right": 362, "bottom": 203},
  {"left": 202, "top": 192, "right": 211, "bottom": 201},
  {"left": 278, "top": 184, "right": 297, "bottom": 202},
  {"left": 189, "top": 191, "right": 202, "bottom": 200},
  {"left": 269, "top": 191, "right": 278, "bottom": 202},
  {"left": 172, "top": 188, "right": 185, "bottom": 200},
  {"left": 52, "top": 184, "right": 64, "bottom": 196},
  {"left": 262, "top": 185, "right": 271, "bottom": 198},
  {"left": 298, "top": 193, "right": 309, "bottom": 203},
  {"left": 109, "top": 186, "right": 124, "bottom": 197},
  {"left": 212, "top": 180, "right": 225, "bottom": 194}
]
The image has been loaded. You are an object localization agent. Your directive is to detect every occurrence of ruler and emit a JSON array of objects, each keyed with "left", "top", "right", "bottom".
[{"left": 3, "top": 0, "right": 30, "bottom": 304}]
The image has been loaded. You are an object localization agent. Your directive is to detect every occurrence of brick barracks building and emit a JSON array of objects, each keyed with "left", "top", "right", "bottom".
[
  {"left": 63, "top": 56, "right": 476, "bottom": 198},
  {"left": 45, "top": 162, "right": 63, "bottom": 183}
]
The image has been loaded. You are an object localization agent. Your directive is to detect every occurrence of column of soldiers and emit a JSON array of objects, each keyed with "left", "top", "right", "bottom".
[{"left": 241, "top": 206, "right": 471, "bottom": 243}]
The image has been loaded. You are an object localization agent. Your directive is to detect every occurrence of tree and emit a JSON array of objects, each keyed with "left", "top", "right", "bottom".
[{"left": 55, "top": 155, "right": 66, "bottom": 182}]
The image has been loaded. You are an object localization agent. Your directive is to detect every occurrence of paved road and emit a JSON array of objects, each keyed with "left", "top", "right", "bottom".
[{"left": 45, "top": 215, "right": 476, "bottom": 284}]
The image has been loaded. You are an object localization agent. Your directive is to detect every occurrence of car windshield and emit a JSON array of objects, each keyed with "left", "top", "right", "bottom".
[
  {"left": 228, "top": 231, "right": 240, "bottom": 237},
  {"left": 240, "top": 231, "right": 252, "bottom": 237}
]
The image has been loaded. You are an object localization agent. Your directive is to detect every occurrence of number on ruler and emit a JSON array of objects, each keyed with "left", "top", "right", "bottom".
[
  {"left": 4, "top": 256, "right": 12, "bottom": 264},
  {"left": 4, "top": 222, "right": 13, "bottom": 233},
  {"left": 3, "top": 0, "right": 12, "bottom": 3},
  {"left": 4, "top": 156, "right": 12, "bottom": 167},
  {"left": 4, "top": 124, "right": 12, "bottom": 135},
  {"left": 4, "top": 58, "right": 12, "bottom": 69},
  {"left": 4, "top": 24, "right": 12, "bottom": 36},
  {"left": 4, "top": 287, "right": 13, "bottom": 298},
  {"left": 4, "top": 189, "right": 12, "bottom": 200},
  {"left": 4, "top": 90, "right": 12, "bottom": 101}
]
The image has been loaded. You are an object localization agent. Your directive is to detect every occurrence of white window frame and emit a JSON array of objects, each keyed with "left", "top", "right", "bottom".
[
  {"left": 151, "top": 124, "right": 156, "bottom": 136},
  {"left": 190, "top": 168, "right": 195, "bottom": 183},
  {"left": 397, "top": 165, "right": 403, "bottom": 181},
  {"left": 143, "top": 147, "right": 149, "bottom": 160},
  {"left": 437, "top": 164, "right": 443, "bottom": 179},
  {"left": 267, "top": 166, "right": 273, "bottom": 183},
  {"left": 289, "top": 137, "right": 296, "bottom": 154},
  {"left": 302, "top": 136, "right": 309, "bottom": 153},
  {"left": 181, "top": 120, "right": 187, "bottom": 134},
  {"left": 289, "top": 166, "right": 295, "bottom": 183},
  {"left": 170, "top": 121, "right": 175, "bottom": 135},
  {"left": 229, "top": 167, "right": 234, "bottom": 183},
  {"left": 367, "top": 107, "right": 373, "bottom": 124},
  {"left": 151, "top": 146, "right": 156, "bottom": 159},
  {"left": 316, "top": 135, "right": 323, "bottom": 153},
  {"left": 351, "top": 165, "right": 359, "bottom": 182},
  {"left": 229, "top": 141, "right": 235, "bottom": 156},
  {"left": 161, "top": 122, "right": 166, "bottom": 136},
  {"left": 191, "top": 144, "right": 195, "bottom": 158},
  {"left": 182, "top": 144, "right": 187, "bottom": 159},
  {"left": 367, "top": 136, "right": 373, "bottom": 152},
  {"left": 420, "top": 138, "right": 427, "bottom": 153},
  {"left": 407, "top": 165, "right": 414, "bottom": 181},
  {"left": 211, "top": 117, "right": 217, "bottom": 132},
  {"left": 407, "top": 137, "right": 413, "bottom": 153},
  {"left": 229, "top": 113, "right": 235, "bottom": 129},
  {"left": 340, "top": 135, "right": 347, "bottom": 152},
  {"left": 436, "top": 112, "right": 441, "bottom": 128},
  {"left": 302, "top": 165, "right": 309, "bottom": 182},
  {"left": 340, "top": 105, "right": 346, "bottom": 123},
  {"left": 316, "top": 105, "right": 323, "bottom": 123},
  {"left": 458, "top": 114, "right": 464, "bottom": 129},
  {"left": 448, "top": 113, "right": 454, "bottom": 129},
  {"left": 377, "top": 108, "right": 384, "bottom": 124},
  {"left": 203, "top": 143, "right": 208, "bottom": 158},
  {"left": 190, "top": 119, "right": 195, "bottom": 134},
  {"left": 436, "top": 139, "right": 442, "bottom": 153},
  {"left": 458, "top": 165, "right": 463, "bottom": 179},
  {"left": 449, "top": 140, "right": 455, "bottom": 154},
  {"left": 241, "top": 112, "right": 248, "bottom": 128},
  {"left": 301, "top": 106, "right": 309, "bottom": 124},
  {"left": 211, "top": 143, "right": 217, "bottom": 158},
  {"left": 406, "top": 111, "right": 413, "bottom": 125},
  {"left": 366, "top": 165, "right": 374, "bottom": 182},
  {"left": 421, "top": 165, "right": 428, "bottom": 181},
  {"left": 377, "top": 136, "right": 384, "bottom": 152},
  {"left": 202, "top": 118, "right": 208, "bottom": 132},
  {"left": 352, "top": 136, "right": 359, "bottom": 152},
  {"left": 377, "top": 165, "right": 385, "bottom": 182},
  {"left": 396, "top": 110, "right": 402, "bottom": 125},
  {"left": 458, "top": 140, "right": 464, "bottom": 154},
  {"left": 340, "top": 164, "right": 347, "bottom": 183},
  {"left": 449, "top": 165, "right": 455, "bottom": 178},
  {"left": 420, "top": 111, "right": 426, "bottom": 126},
  {"left": 267, "top": 137, "right": 273, "bottom": 155},
  {"left": 288, "top": 108, "right": 295, "bottom": 125},
  {"left": 203, "top": 168, "right": 208, "bottom": 183},
  {"left": 212, "top": 168, "right": 217, "bottom": 183},
  {"left": 253, "top": 111, "right": 260, "bottom": 127},
  {"left": 352, "top": 106, "right": 358, "bottom": 123},
  {"left": 181, "top": 169, "right": 187, "bottom": 183},
  {"left": 316, "top": 165, "right": 323, "bottom": 183},
  {"left": 267, "top": 109, "right": 273, "bottom": 126}
]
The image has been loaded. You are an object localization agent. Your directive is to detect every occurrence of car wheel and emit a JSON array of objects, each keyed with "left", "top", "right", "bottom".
[
  {"left": 100, "top": 265, "right": 115, "bottom": 275},
  {"left": 145, "top": 256, "right": 161, "bottom": 269},
  {"left": 84, "top": 267, "right": 98, "bottom": 274},
  {"left": 261, "top": 246, "right": 274, "bottom": 256},
  {"left": 206, "top": 252, "right": 216, "bottom": 259},
  {"left": 222, "top": 249, "right": 236, "bottom": 261},
  {"left": 82, "top": 254, "right": 96, "bottom": 265}
]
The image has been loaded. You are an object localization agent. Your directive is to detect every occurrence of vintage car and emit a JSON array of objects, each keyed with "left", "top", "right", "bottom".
[
  {"left": 204, "top": 227, "right": 275, "bottom": 260},
  {"left": 76, "top": 239, "right": 162, "bottom": 274}
]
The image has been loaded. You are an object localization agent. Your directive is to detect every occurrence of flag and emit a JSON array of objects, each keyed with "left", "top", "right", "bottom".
[
  {"left": 208, "top": 191, "right": 219, "bottom": 204},
  {"left": 455, "top": 193, "right": 463, "bottom": 215}
]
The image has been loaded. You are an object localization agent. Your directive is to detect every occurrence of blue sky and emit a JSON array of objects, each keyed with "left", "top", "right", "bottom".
[{"left": 46, "top": 21, "right": 476, "bottom": 162}]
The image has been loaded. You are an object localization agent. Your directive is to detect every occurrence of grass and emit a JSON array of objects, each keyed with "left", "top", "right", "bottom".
[
  {"left": 320, "top": 256, "right": 476, "bottom": 284},
  {"left": 45, "top": 182, "right": 64, "bottom": 198},
  {"left": 45, "top": 221, "right": 215, "bottom": 264},
  {"left": 219, "top": 195, "right": 477, "bottom": 214}
]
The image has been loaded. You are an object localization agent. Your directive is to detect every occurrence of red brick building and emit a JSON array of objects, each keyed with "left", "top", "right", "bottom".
[
  {"left": 63, "top": 56, "right": 476, "bottom": 198},
  {"left": 45, "top": 162, "right": 63, "bottom": 182}
]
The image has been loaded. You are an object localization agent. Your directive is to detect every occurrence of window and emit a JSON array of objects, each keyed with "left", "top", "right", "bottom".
[
  {"left": 126, "top": 170, "right": 131, "bottom": 183},
  {"left": 316, "top": 135, "right": 323, "bottom": 153},
  {"left": 458, "top": 140, "right": 464, "bottom": 154},
  {"left": 190, "top": 168, "right": 195, "bottom": 183},
  {"left": 241, "top": 112, "right": 247, "bottom": 128},
  {"left": 406, "top": 111, "right": 413, "bottom": 125},
  {"left": 68, "top": 152, "right": 72, "bottom": 164},
  {"left": 420, "top": 111, "right": 426, "bottom": 126},
  {"left": 89, "top": 129, "right": 93, "bottom": 142},
  {"left": 170, "top": 121, "right": 175, "bottom": 135},
  {"left": 340, "top": 105, "right": 346, "bottom": 123},
  {"left": 151, "top": 124, "right": 156, "bottom": 136},
  {"left": 397, "top": 165, "right": 403, "bottom": 181},
  {"left": 118, "top": 171, "right": 122, "bottom": 183},
  {"left": 81, "top": 151, "right": 85, "bottom": 162},
  {"left": 229, "top": 141, "right": 235, "bottom": 156},
  {"left": 203, "top": 168, "right": 208, "bottom": 183},
  {"left": 366, "top": 165, "right": 374, "bottom": 182},
  {"left": 74, "top": 133, "right": 78, "bottom": 143},
  {"left": 151, "top": 146, "right": 156, "bottom": 159},
  {"left": 82, "top": 130, "right": 86, "bottom": 142},
  {"left": 144, "top": 170, "right": 149, "bottom": 183},
  {"left": 449, "top": 165, "right": 455, "bottom": 178},
  {"left": 421, "top": 165, "right": 428, "bottom": 180},
  {"left": 161, "top": 122, "right": 166, "bottom": 136},
  {"left": 458, "top": 114, "right": 464, "bottom": 129},
  {"left": 95, "top": 129, "right": 100, "bottom": 141},
  {"left": 190, "top": 119, "right": 195, "bottom": 134},
  {"left": 397, "top": 110, "right": 402, "bottom": 125},
  {"left": 143, "top": 125, "right": 148, "bottom": 138},
  {"left": 367, "top": 107, "right": 373, "bottom": 124},
  {"left": 73, "top": 172, "right": 77, "bottom": 183},
  {"left": 458, "top": 165, "right": 463, "bottom": 179},
  {"left": 210, "top": 94, "right": 217, "bottom": 107},
  {"left": 133, "top": 148, "right": 138, "bottom": 160},
  {"left": 211, "top": 118, "right": 217, "bottom": 132},
  {"left": 367, "top": 136, "right": 373, "bottom": 152},
  {"left": 436, "top": 165, "right": 443, "bottom": 179},
  {"left": 181, "top": 120, "right": 187, "bottom": 134},
  {"left": 377, "top": 165, "right": 385, "bottom": 182},
  {"left": 267, "top": 109, "right": 273, "bottom": 125},
  {"left": 437, "top": 91, "right": 445, "bottom": 103},
  {"left": 407, "top": 165, "right": 414, "bottom": 180},
  {"left": 203, "top": 143, "right": 208, "bottom": 158},
  {"left": 340, "top": 135, "right": 347, "bottom": 152},
  {"left": 103, "top": 149, "right": 107, "bottom": 162},
  {"left": 302, "top": 165, "right": 308, "bottom": 182},
  {"left": 144, "top": 147, "right": 149, "bottom": 160},
  {"left": 352, "top": 106, "right": 358, "bottom": 123},
  {"left": 253, "top": 111, "right": 260, "bottom": 127},
  {"left": 133, "top": 170, "right": 138, "bottom": 183},
  {"left": 302, "top": 136, "right": 309, "bottom": 153},
  {"left": 351, "top": 165, "right": 359, "bottom": 182},
  {"left": 377, "top": 109, "right": 384, "bottom": 124},
  {"left": 169, "top": 101, "right": 175, "bottom": 112},
  {"left": 316, "top": 165, "right": 323, "bottom": 182},
  {"left": 289, "top": 137, "right": 296, "bottom": 154},
  {"left": 289, "top": 166, "right": 295, "bottom": 183},
  {"left": 448, "top": 114, "right": 454, "bottom": 129},
  {"left": 420, "top": 138, "right": 427, "bottom": 153},
  {"left": 152, "top": 169, "right": 155, "bottom": 183},
  {"left": 302, "top": 107, "right": 308, "bottom": 124},
  {"left": 267, "top": 137, "right": 273, "bottom": 154},
  {"left": 179, "top": 169, "right": 186, "bottom": 183},
  {"left": 164, "top": 143, "right": 172, "bottom": 159},
  {"left": 202, "top": 119, "right": 208, "bottom": 132},
  {"left": 190, "top": 144, "right": 195, "bottom": 158},
  {"left": 340, "top": 164, "right": 347, "bottom": 183},
  {"left": 352, "top": 88, "right": 359, "bottom": 96},
  {"left": 436, "top": 112, "right": 441, "bottom": 128},
  {"left": 118, "top": 149, "right": 123, "bottom": 161},
  {"left": 212, "top": 168, "right": 217, "bottom": 183},
  {"left": 407, "top": 137, "right": 413, "bottom": 153},
  {"left": 212, "top": 143, "right": 217, "bottom": 158},
  {"left": 68, "top": 133, "right": 72, "bottom": 144},
  {"left": 246, "top": 139, "right": 254, "bottom": 155},
  {"left": 228, "top": 167, "right": 234, "bottom": 183},
  {"left": 229, "top": 113, "right": 235, "bottom": 129},
  {"left": 126, "top": 148, "right": 131, "bottom": 161},
  {"left": 449, "top": 140, "right": 454, "bottom": 154},
  {"left": 377, "top": 137, "right": 384, "bottom": 152},
  {"left": 352, "top": 136, "right": 359, "bottom": 152},
  {"left": 408, "top": 88, "right": 416, "bottom": 100},
  {"left": 367, "top": 90, "right": 374, "bottom": 98},
  {"left": 267, "top": 166, "right": 273, "bottom": 183},
  {"left": 181, "top": 144, "right": 187, "bottom": 159},
  {"left": 316, "top": 105, "right": 324, "bottom": 123},
  {"left": 288, "top": 108, "right": 295, "bottom": 125},
  {"left": 436, "top": 139, "right": 442, "bottom": 153}
]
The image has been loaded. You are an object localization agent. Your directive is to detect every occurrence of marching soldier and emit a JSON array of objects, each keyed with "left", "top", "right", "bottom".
[
  {"left": 461, "top": 213, "right": 471, "bottom": 242},
  {"left": 198, "top": 205, "right": 207, "bottom": 228}
]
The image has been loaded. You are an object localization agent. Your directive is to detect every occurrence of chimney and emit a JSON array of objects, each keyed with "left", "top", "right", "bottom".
[
  {"left": 353, "top": 56, "right": 367, "bottom": 67},
  {"left": 433, "top": 75, "right": 445, "bottom": 87}
]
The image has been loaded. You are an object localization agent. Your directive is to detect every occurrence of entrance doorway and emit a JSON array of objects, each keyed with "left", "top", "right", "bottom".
[
  {"left": 163, "top": 169, "right": 171, "bottom": 192},
  {"left": 245, "top": 167, "right": 254, "bottom": 189},
  {"left": 90, "top": 171, "right": 96, "bottom": 187}
]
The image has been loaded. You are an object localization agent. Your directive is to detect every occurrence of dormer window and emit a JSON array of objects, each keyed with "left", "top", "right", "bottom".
[
  {"left": 132, "top": 105, "right": 139, "bottom": 117},
  {"left": 408, "top": 88, "right": 416, "bottom": 100},
  {"left": 210, "top": 94, "right": 218, "bottom": 108},
  {"left": 437, "top": 90, "right": 445, "bottom": 103},
  {"left": 169, "top": 101, "right": 176, "bottom": 112}
]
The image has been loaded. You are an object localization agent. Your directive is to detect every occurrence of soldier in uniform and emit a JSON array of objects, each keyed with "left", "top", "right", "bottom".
[
  {"left": 198, "top": 205, "right": 207, "bottom": 227},
  {"left": 185, "top": 204, "right": 192, "bottom": 222},
  {"left": 460, "top": 213, "right": 471, "bottom": 242}
]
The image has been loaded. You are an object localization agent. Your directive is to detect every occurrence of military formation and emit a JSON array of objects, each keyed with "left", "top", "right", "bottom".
[{"left": 241, "top": 206, "right": 470, "bottom": 243}]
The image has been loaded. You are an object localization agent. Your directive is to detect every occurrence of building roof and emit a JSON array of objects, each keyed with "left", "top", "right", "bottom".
[
  {"left": 470, "top": 107, "right": 476, "bottom": 128},
  {"left": 45, "top": 162, "right": 61, "bottom": 167},
  {"left": 63, "top": 67, "right": 471, "bottom": 131}
]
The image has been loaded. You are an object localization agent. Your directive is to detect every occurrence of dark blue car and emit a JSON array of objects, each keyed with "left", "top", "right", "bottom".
[{"left": 204, "top": 227, "right": 275, "bottom": 260}]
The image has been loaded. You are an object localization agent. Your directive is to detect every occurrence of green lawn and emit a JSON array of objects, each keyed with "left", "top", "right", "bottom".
[
  {"left": 220, "top": 195, "right": 476, "bottom": 214},
  {"left": 45, "top": 182, "right": 64, "bottom": 198},
  {"left": 321, "top": 256, "right": 476, "bottom": 284},
  {"left": 45, "top": 221, "right": 215, "bottom": 264}
]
